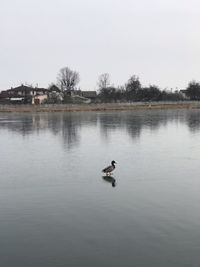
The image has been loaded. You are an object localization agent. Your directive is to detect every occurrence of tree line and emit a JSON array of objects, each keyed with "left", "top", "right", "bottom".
[{"left": 56, "top": 67, "right": 200, "bottom": 102}]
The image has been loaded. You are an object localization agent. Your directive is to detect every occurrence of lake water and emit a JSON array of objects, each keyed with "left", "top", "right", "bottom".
[{"left": 0, "top": 109, "right": 200, "bottom": 267}]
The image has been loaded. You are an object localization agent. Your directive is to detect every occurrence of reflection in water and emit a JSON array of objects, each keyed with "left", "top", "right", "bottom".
[
  {"left": 185, "top": 111, "right": 200, "bottom": 132},
  {"left": 0, "top": 113, "right": 98, "bottom": 149},
  {"left": 102, "top": 176, "right": 116, "bottom": 187},
  {"left": 99, "top": 110, "right": 176, "bottom": 140},
  {"left": 1, "top": 110, "right": 200, "bottom": 147},
  {"left": 1, "top": 109, "right": 200, "bottom": 267}
]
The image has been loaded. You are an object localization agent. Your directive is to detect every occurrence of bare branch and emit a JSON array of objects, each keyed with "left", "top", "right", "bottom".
[
  {"left": 97, "top": 73, "right": 110, "bottom": 89},
  {"left": 57, "top": 67, "right": 80, "bottom": 91}
]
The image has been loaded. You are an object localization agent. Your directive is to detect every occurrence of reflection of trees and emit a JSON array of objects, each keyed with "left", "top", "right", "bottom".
[
  {"left": 0, "top": 114, "right": 38, "bottom": 136},
  {"left": 99, "top": 113, "right": 123, "bottom": 140},
  {"left": 0, "top": 113, "right": 98, "bottom": 149},
  {"left": 61, "top": 114, "right": 80, "bottom": 148},
  {"left": 1, "top": 110, "right": 200, "bottom": 147},
  {"left": 43, "top": 113, "right": 80, "bottom": 148},
  {"left": 98, "top": 110, "right": 177, "bottom": 140},
  {"left": 184, "top": 110, "right": 200, "bottom": 132}
]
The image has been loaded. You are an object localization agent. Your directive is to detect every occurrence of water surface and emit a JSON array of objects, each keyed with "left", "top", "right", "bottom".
[{"left": 0, "top": 110, "right": 200, "bottom": 267}]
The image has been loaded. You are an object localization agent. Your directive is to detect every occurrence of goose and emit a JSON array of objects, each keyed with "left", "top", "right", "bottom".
[{"left": 102, "top": 160, "right": 116, "bottom": 175}]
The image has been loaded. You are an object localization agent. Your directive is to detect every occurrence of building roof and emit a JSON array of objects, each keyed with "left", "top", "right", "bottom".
[
  {"left": 7, "top": 85, "right": 48, "bottom": 92},
  {"left": 49, "top": 85, "right": 61, "bottom": 92},
  {"left": 81, "top": 91, "right": 97, "bottom": 98}
]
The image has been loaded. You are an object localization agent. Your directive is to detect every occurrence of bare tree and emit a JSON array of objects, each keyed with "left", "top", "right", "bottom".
[
  {"left": 126, "top": 75, "right": 141, "bottom": 92},
  {"left": 97, "top": 73, "right": 110, "bottom": 89},
  {"left": 57, "top": 67, "right": 80, "bottom": 91}
]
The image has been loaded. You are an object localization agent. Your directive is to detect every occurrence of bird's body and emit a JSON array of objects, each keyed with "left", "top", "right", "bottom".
[{"left": 102, "top": 160, "right": 116, "bottom": 175}]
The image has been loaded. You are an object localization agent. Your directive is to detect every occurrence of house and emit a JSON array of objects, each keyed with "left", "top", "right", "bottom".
[
  {"left": 63, "top": 89, "right": 97, "bottom": 100},
  {"left": 70, "top": 91, "right": 97, "bottom": 103},
  {"left": 48, "top": 85, "right": 63, "bottom": 103},
  {"left": 7, "top": 85, "right": 48, "bottom": 96},
  {"left": 81, "top": 91, "right": 97, "bottom": 101},
  {"left": 179, "top": 89, "right": 189, "bottom": 99},
  {"left": 0, "top": 90, "right": 9, "bottom": 103},
  {"left": 62, "top": 89, "right": 97, "bottom": 103},
  {"left": 48, "top": 85, "right": 61, "bottom": 93},
  {"left": 6, "top": 85, "right": 49, "bottom": 104},
  {"left": 33, "top": 94, "right": 48, "bottom": 104},
  {"left": 1, "top": 84, "right": 97, "bottom": 104}
]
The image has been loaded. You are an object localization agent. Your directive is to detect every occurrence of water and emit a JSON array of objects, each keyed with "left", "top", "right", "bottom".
[{"left": 0, "top": 109, "right": 200, "bottom": 267}]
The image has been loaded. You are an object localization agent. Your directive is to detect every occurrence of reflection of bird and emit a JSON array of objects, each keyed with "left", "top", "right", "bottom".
[
  {"left": 102, "top": 176, "right": 116, "bottom": 187},
  {"left": 102, "top": 160, "right": 116, "bottom": 175}
]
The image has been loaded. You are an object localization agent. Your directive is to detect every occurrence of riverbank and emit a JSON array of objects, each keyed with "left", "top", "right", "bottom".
[{"left": 0, "top": 102, "right": 200, "bottom": 112}]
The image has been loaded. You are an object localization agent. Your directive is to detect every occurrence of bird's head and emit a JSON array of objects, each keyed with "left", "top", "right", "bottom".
[{"left": 111, "top": 160, "right": 116, "bottom": 165}]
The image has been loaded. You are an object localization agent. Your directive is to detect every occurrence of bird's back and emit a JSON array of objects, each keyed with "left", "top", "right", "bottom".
[{"left": 102, "top": 165, "right": 114, "bottom": 173}]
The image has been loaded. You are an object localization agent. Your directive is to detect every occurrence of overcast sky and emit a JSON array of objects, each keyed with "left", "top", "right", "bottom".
[{"left": 0, "top": 0, "right": 200, "bottom": 91}]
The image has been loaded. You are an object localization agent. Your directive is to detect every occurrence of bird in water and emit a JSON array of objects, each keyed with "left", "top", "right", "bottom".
[{"left": 102, "top": 160, "right": 117, "bottom": 176}]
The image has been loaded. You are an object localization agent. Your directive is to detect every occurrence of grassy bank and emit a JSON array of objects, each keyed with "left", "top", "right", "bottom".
[{"left": 0, "top": 102, "right": 200, "bottom": 112}]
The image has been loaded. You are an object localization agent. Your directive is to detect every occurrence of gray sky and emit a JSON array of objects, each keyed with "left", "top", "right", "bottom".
[{"left": 0, "top": 0, "right": 200, "bottom": 91}]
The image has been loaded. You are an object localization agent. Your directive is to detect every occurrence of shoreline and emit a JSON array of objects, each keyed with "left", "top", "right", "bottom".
[{"left": 0, "top": 102, "right": 200, "bottom": 112}]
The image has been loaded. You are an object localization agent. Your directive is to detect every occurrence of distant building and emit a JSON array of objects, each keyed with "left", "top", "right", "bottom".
[
  {"left": 63, "top": 89, "right": 97, "bottom": 103},
  {"left": 81, "top": 91, "right": 97, "bottom": 100},
  {"left": 7, "top": 84, "right": 48, "bottom": 96},
  {"left": 48, "top": 85, "right": 61, "bottom": 93},
  {"left": 0, "top": 84, "right": 97, "bottom": 104},
  {"left": 48, "top": 85, "right": 63, "bottom": 103},
  {"left": 179, "top": 89, "right": 189, "bottom": 99},
  {"left": 0, "top": 90, "right": 9, "bottom": 103},
  {"left": 6, "top": 85, "right": 49, "bottom": 104},
  {"left": 33, "top": 94, "right": 48, "bottom": 105}
]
